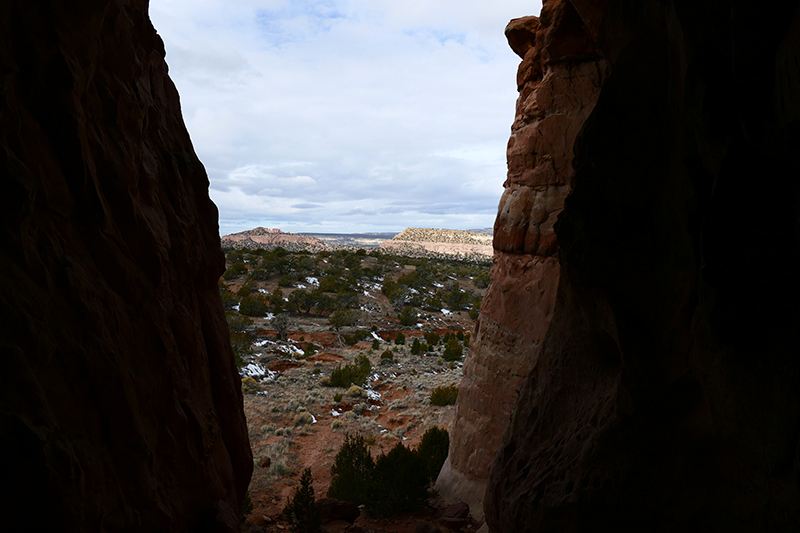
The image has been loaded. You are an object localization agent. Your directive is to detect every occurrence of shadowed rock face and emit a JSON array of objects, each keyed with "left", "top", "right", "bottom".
[
  {"left": 0, "top": 1, "right": 252, "bottom": 530},
  {"left": 436, "top": 0, "right": 607, "bottom": 521},
  {"left": 442, "top": 0, "right": 800, "bottom": 531}
]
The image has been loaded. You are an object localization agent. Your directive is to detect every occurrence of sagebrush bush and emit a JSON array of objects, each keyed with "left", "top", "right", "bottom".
[
  {"left": 430, "top": 385, "right": 459, "bottom": 406},
  {"left": 283, "top": 468, "right": 320, "bottom": 533},
  {"left": 380, "top": 349, "right": 394, "bottom": 361},
  {"left": 425, "top": 331, "right": 440, "bottom": 346},
  {"left": 330, "top": 355, "right": 372, "bottom": 388}
]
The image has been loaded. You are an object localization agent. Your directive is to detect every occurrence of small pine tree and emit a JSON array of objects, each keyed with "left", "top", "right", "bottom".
[
  {"left": 442, "top": 338, "right": 463, "bottom": 362},
  {"left": 416, "top": 427, "right": 450, "bottom": 483},
  {"left": 410, "top": 338, "right": 421, "bottom": 355},
  {"left": 283, "top": 468, "right": 321, "bottom": 533},
  {"left": 328, "top": 434, "right": 375, "bottom": 505},
  {"left": 394, "top": 332, "right": 405, "bottom": 345},
  {"left": 371, "top": 338, "right": 380, "bottom": 350}
]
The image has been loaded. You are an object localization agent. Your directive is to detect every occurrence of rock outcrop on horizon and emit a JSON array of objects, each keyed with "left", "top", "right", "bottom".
[
  {"left": 221, "top": 227, "right": 325, "bottom": 250},
  {"left": 0, "top": 1, "right": 252, "bottom": 530},
  {"left": 441, "top": 0, "right": 800, "bottom": 531},
  {"left": 381, "top": 228, "right": 494, "bottom": 259}
]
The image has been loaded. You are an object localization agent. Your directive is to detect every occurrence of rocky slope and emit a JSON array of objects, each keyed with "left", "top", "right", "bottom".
[
  {"left": 0, "top": 1, "right": 251, "bottom": 530},
  {"left": 222, "top": 227, "right": 325, "bottom": 250},
  {"left": 442, "top": 0, "right": 800, "bottom": 531}
]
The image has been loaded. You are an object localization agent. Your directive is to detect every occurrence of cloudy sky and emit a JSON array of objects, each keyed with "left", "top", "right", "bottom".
[{"left": 149, "top": 0, "right": 543, "bottom": 235}]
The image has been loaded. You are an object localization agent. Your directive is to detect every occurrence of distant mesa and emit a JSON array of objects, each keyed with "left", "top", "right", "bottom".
[
  {"left": 221, "top": 227, "right": 324, "bottom": 249},
  {"left": 380, "top": 228, "right": 494, "bottom": 258}
]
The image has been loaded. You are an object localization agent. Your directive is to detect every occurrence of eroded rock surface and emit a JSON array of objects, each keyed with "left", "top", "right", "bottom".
[
  {"left": 435, "top": 0, "right": 607, "bottom": 521},
  {"left": 443, "top": 0, "right": 800, "bottom": 531},
  {"left": 0, "top": 1, "right": 252, "bottom": 530}
]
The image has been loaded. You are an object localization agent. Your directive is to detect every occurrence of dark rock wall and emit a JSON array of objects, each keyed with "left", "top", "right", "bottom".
[
  {"left": 0, "top": 1, "right": 252, "bottom": 530},
  {"left": 485, "top": 0, "right": 800, "bottom": 531}
]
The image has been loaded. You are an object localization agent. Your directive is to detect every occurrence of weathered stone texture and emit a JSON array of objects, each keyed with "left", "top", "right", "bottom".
[
  {"left": 481, "top": 1, "right": 800, "bottom": 532},
  {"left": 0, "top": 1, "right": 252, "bottom": 530},
  {"left": 436, "top": 0, "right": 607, "bottom": 521}
]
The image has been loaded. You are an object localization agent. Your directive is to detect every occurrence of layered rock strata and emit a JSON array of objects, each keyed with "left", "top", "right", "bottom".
[
  {"left": 221, "top": 227, "right": 324, "bottom": 249},
  {"left": 435, "top": 1, "right": 607, "bottom": 521},
  {"left": 0, "top": 1, "right": 252, "bottom": 530},
  {"left": 442, "top": 0, "right": 800, "bottom": 531},
  {"left": 381, "top": 228, "right": 494, "bottom": 259}
]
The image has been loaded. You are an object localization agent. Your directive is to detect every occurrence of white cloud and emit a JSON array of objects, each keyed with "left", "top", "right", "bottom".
[{"left": 149, "top": 0, "right": 543, "bottom": 234}]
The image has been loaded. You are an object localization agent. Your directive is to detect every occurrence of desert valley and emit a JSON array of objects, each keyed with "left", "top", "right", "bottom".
[{"left": 221, "top": 227, "right": 493, "bottom": 531}]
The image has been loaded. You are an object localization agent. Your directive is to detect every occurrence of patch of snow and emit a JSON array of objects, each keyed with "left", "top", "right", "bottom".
[
  {"left": 305, "top": 277, "right": 318, "bottom": 285},
  {"left": 433, "top": 282, "right": 444, "bottom": 288},
  {"left": 253, "top": 339, "right": 269, "bottom": 347},
  {"left": 364, "top": 291, "right": 375, "bottom": 298},
  {"left": 447, "top": 275, "right": 457, "bottom": 280},
  {"left": 371, "top": 332, "right": 382, "bottom": 341},
  {"left": 233, "top": 304, "right": 240, "bottom": 311},
  {"left": 416, "top": 323, "right": 423, "bottom": 327},
  {"left": 241, "top": 363, "right": 267, "bottom": 378},
  {"left": 296, "top": 284, "right": 306, "bottom": 289},
  {"left": 409, "top": 288, "right": 418, "bottom": 294},
  {"left": 364, "top": 388, "right": 382, "bottom": 401},
  {"left": 310, "top": 414, "right": 317, "bottom": 424},
  {"left": 441, "top": 309, "right": 452, "bottom": 315},
  {"left": 264, "top": 313, "right": 274, "bottom": 320},
  {"left": 258, "top": 288, "right": 268, "bottom": 294},
  {"left": 331, "top": 409, "right": 341, "bottom": 417}
]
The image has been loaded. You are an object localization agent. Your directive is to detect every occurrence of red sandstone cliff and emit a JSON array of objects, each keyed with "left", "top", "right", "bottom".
[
  {"left": 442, "top": 0, "right": 800, "bottom": 531},
  {"left": 0, "top": 1, "right": 252, "bottom": 530},
  {"left": 436, "top": 1, "right": 607, "bottom": 522}
]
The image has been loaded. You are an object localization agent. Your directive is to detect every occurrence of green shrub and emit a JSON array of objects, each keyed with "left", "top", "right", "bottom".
[
  {"left": 371, "top": 338, "right": 380, "bottom": 350},
  {"left": 236, "top": 278, "right": 258, "bottom": 297},
  {"left": 333, "top": 392, "right": 343, "bottom": 403},
  {"left": 456, "top": 330, "right": 464, "bottom": 341},
  {"left": 283, "top": 468, "right": 321, "bottom": 533},
  {"left": 303, "top": 343, "right": 317, "bottom": 358},
  {"left": 473, "top": 270, "right": 491, "bottom": 289},
  {"left": 278, "top": 274, "right": 295, "bottom": 287},
  {"left": 416, "top": 427, "right": 449, "bottom": 483},
  {"left": 222, "top": 261, "right": 247, "bottom": 280},
  {"left": 398, "top": 306, "right": 418, "bottom": 326},
  {"left": 430, "top": 385, "right": 459, "bottom": 406},
  {"left": 229, "top": 330, "right": 252, "bottom": 368},
  {"left": 442, "top": 338, "right": 463, "bottom": 362},
  {"left": 220, "top": 286, "right": 238, "bottom": 310},
  {"left": 463, "top": 334, "right": 470, "bottom": 348},
  {"left": 410, "top": 338, "right": 421, "bottom": 355},
  {"left": 239, "top": 294, "right": 270, "bottom": 317},
  {"left": 330, "top": 355, "right": 372, "bottom": 388},
  {"left": 380, "top": 349, "right": 394, "bottom": 361},
  {"left": 394, "top": 332, "right": 405, "bottom": 345},
  {"left": 367, "top": 443, "right": 430, "bottom": 517},
  {"left": 327, "top": 434, "right": 375, "bottom": 505},
  {"left": 425, "top": 331, "right": 440, "bottom": 346}
]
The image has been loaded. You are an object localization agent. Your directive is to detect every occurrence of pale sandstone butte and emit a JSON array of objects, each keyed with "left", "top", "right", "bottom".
[
  {"left": 221, "top": 227, "right": 325, "bottom": 247},
  {"left": 435, "top": 0, "right": 607, "bottom": 522},
  {"left": 0, "top": 1, "right": 252, "bottom": 530}
]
